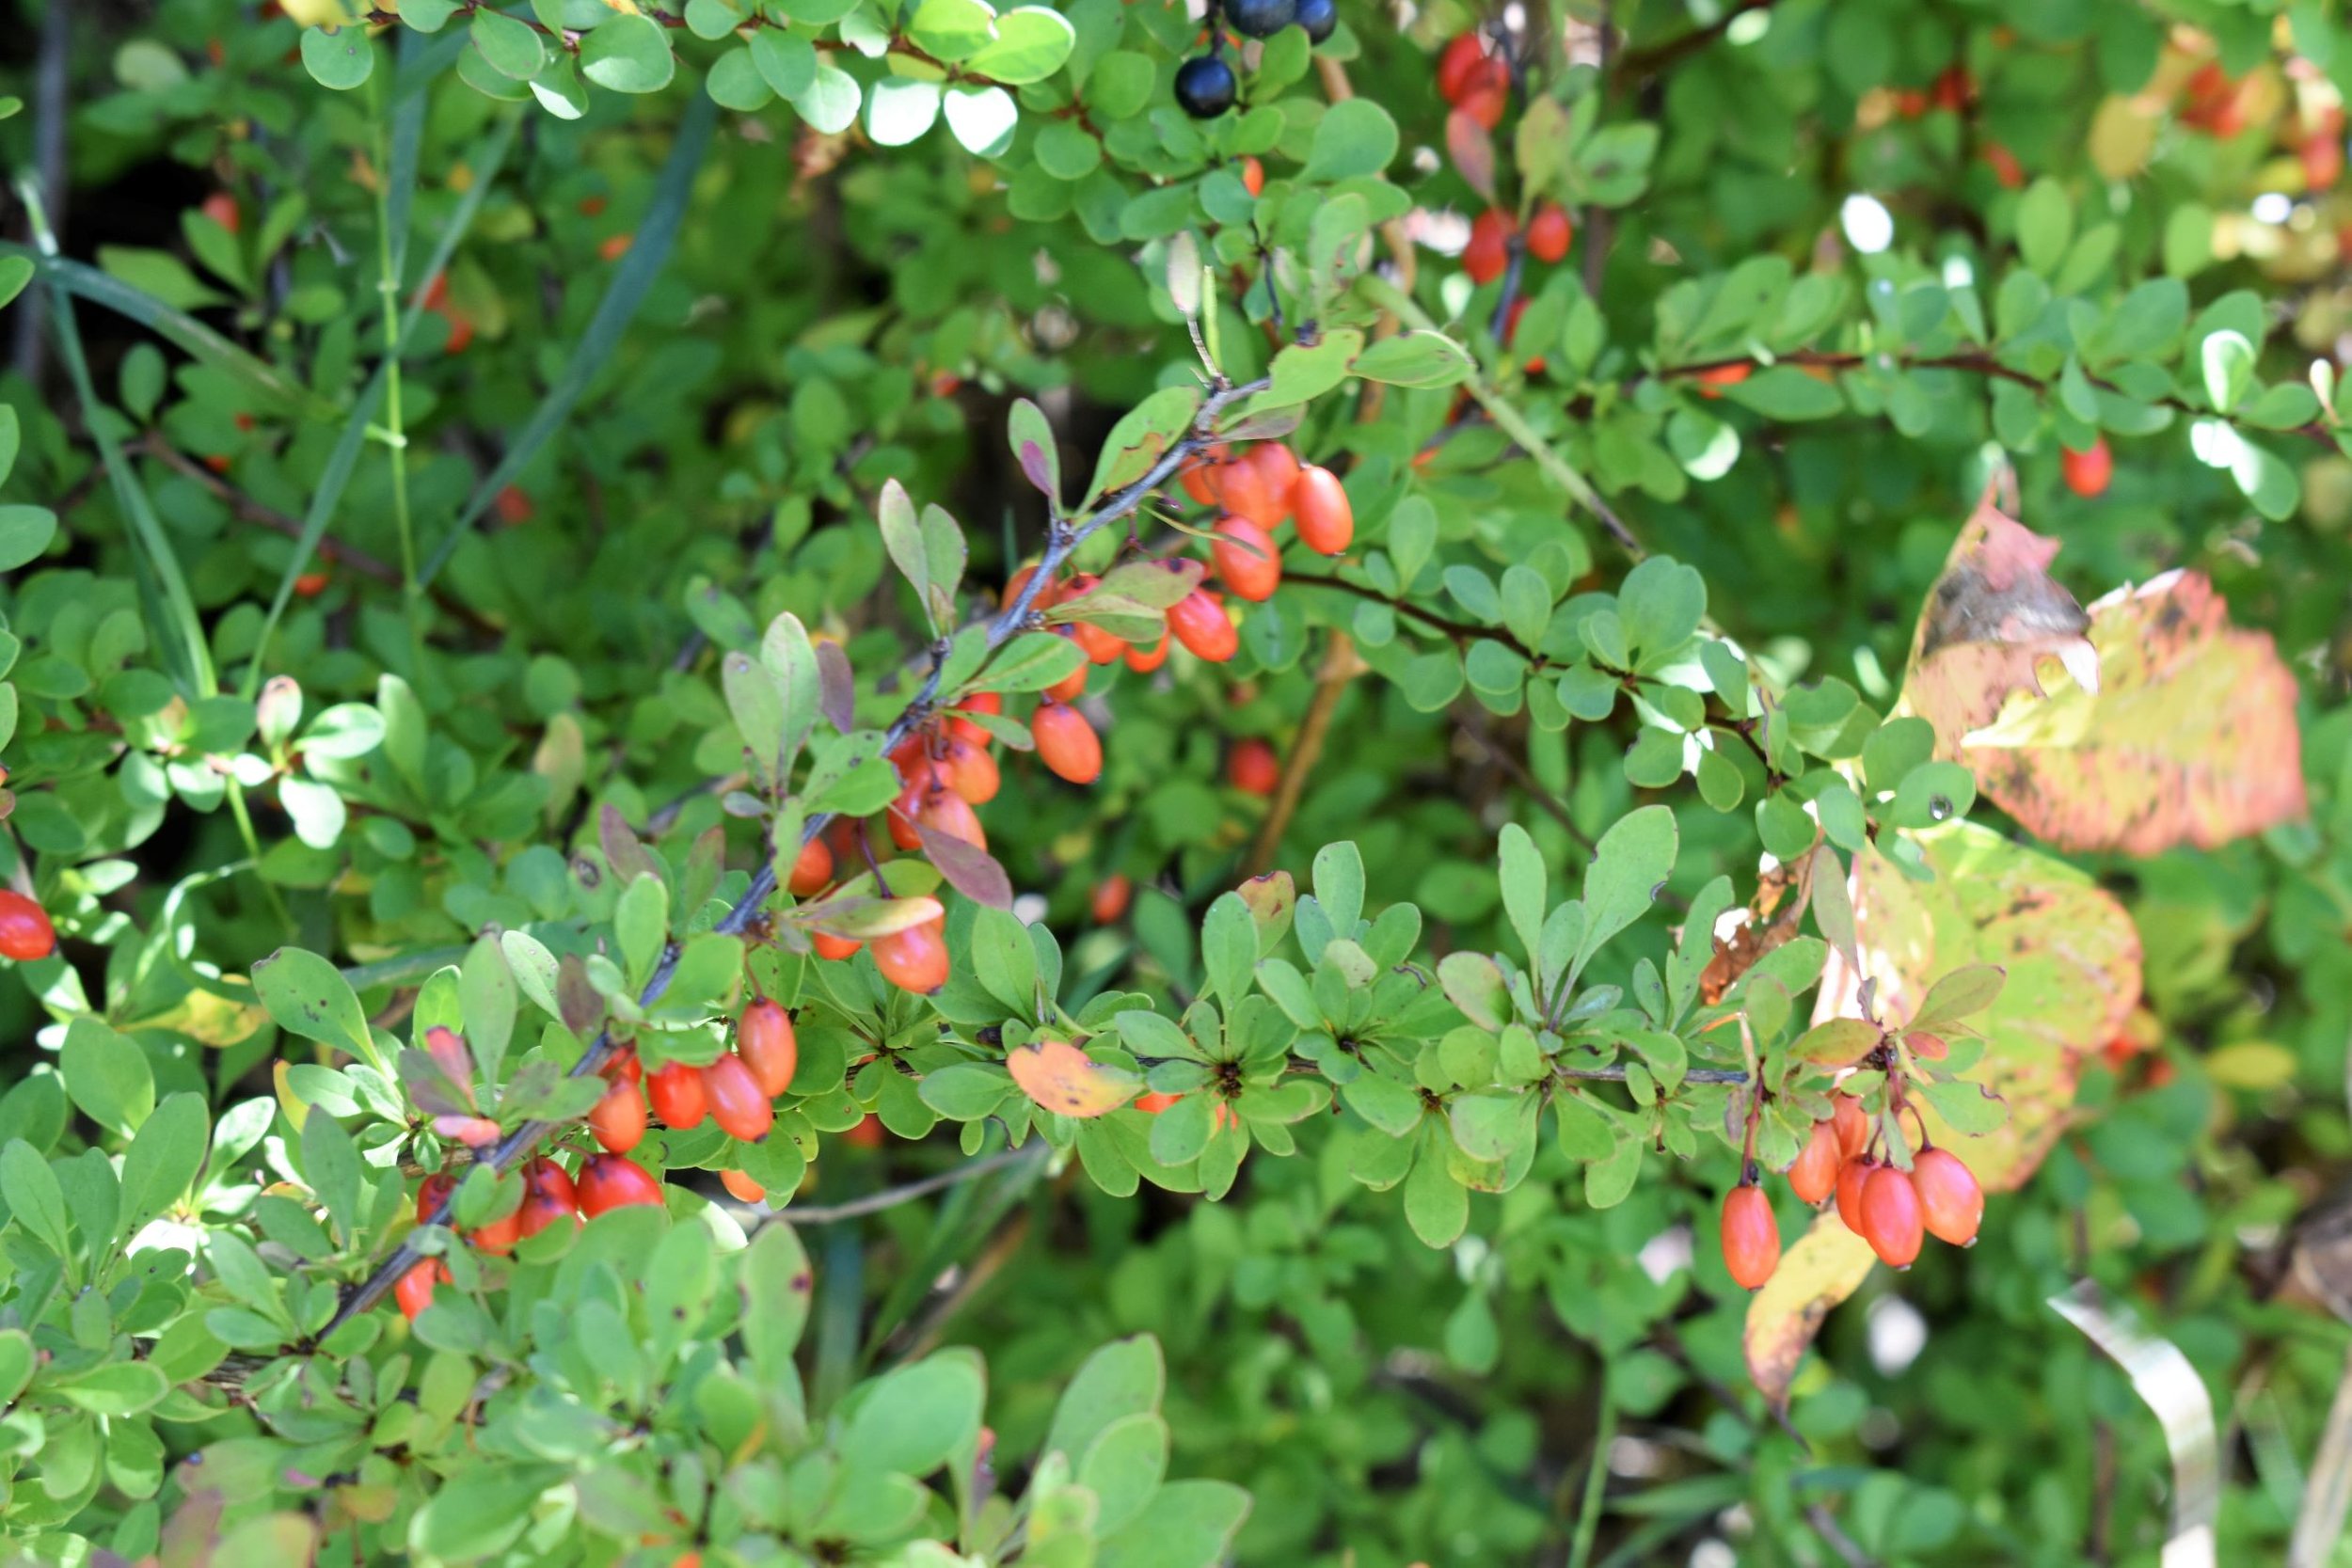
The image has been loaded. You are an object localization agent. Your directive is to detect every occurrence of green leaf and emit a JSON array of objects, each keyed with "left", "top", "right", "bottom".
[
  {"left": 1200, "top": 893, "right": 1257, "bottom": 1006},
  {"left": 50, "top": 1360, "right": 167, "bottom": 1417},
  {"left": 1349, "top": 330, "right": 1471, "bottom": 388},
  {"left": 2201, "top": 329, "right": 2256, "bottom": 414},
  {"left": 1080, "top": 1412, "right": 1170, "bottom": 1537},
  {"left": 301, "top": 1109, "right": 363, "bottom": 1244},
  {"left": 1573, "top": 804, "right": 1677, "bottom": 984},
  {"left": 1097, "top": 1479, "right": 1252, "bottom": 1568},
  {"left": 0, "top": 1141, "right": 72, "bottom": 1259},
  {"left": 59, "top": 1020, "right": 153, "bottom": 1139},
  {"left": 1497, "top": 823, "right": 1545, "bottom": 963},
  {"left": 866, "top": 78, "right": 943, "bottom": 146},
  {"left": 300, "top": 25, "right": 374, "bottom": 88},
  {"left": 964, "top": 8, "right": 1077, "bottom": 83},
  {"left": 1044, "top": 1335, "right": 1165, "bottom": 1464},
  {"left": 1910, "top": 963, "right": 2007, "bottom": 1032},
  {"left": 117, "top": 1094, "right": 207, "bottom": 1241},
  {"left": 0, "top": 505, "right": 56, "bottom": 574},
  {"left": 1305, "top": 98, "right": 1399, "bottom": 182},
  {"left": 740, "top": 1223, "right": 815, "bottom": 1375},
  {"left": 469, "top": 9, "right": 547, "bottom": 79},
  {"left": 2016, "top": 177, "right": 2072, "bottom": 277},
  {"left": 1720, "top": 365, "right": 1842, "bottom": 420},
  {"left": 580, "top": 13, "right": 674, "bottom": 92},
  {"left": 254, "top": 948, "right": 383, "bottom": 1070}
]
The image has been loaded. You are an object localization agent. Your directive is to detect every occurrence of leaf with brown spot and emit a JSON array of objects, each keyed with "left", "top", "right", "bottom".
[
  {"left": 1447, "top": 109, "right": 1496, "bottom": 201},
  {"left": 1744, "top": 1212, "right": 1878, "bottom": 1408},
  {"left": 1901, "top": 488, "right": 2097, "bottom": 740},
  {"left": 1007, "top": 1037, "right": 1141, "bottom": 1118},
  {"left": 1817, "top": 821, "right": 2141, "bottom": 1192}
]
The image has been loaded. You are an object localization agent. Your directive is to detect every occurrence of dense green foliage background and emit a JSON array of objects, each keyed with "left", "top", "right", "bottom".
[{"left": 1, "top": 0, "right": 2350, "bottom": 1563}]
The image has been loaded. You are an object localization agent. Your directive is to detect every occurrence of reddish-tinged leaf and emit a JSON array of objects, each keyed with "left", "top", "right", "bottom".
[
  {"left": 432, "top": 1114, "right": 502, "bottom": 1147},
  {"left": 599, "top": 802, "right": 660, "bottom": 886},
  {"left": 1903, "top": 491, "right": 2096, "bottom": 734},
  {"left": 1447, "top": 109, "right": 1497, "bottom": 201},
  {"left": 398, "top": 1048, "right": 475, "bottom": 1118},
  {"left": 1018, "top": 439, "right": 1056, "bottom": 499},
  {"left": 816, "top": 640, "right": 856, "bottom": 733},
  {"left": 1944, "top": 570, "right": 2306, "bottom": 855},
  {"left": 1817, "top": 822, "right": 2141, "bottom": 1192},
  {"left": 1007, "top": 1037, "right": 1140, "bottom": 1117},
  {"left": 1744, "top": 1211, "right": 1878, "bottom": 1407},
  {"left": 1235, "top": 870, "right": 1295, "bottom": 953},
  {"left": 916, "top": 823, "right": 1013, "bottom": 910},
  {"left": 1788, "top": 1017, "right": 1883, "bottom": 1066}
]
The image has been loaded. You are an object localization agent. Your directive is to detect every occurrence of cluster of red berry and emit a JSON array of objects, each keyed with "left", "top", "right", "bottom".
[
  {"left": 1432, "top": 30, "right": 1575, "bottom": 357},
  {"left": 398, "top": 1001, "right": 805, "bottom": 1317},
  {"left": 1721, "top": 1092, "right": 1986, "bottom": 1289}
]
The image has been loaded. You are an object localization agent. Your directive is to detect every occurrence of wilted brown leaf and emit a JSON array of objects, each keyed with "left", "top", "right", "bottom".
[
  {"left": 1744, "top": 1212, "right": 1877, "bottom": 1408},
  {"left": 1818, "top": 821, "right": 2142, "bottom": 1192},
  {"left": 1902, "top": 493, "right": 2306, "bottom": 855}
]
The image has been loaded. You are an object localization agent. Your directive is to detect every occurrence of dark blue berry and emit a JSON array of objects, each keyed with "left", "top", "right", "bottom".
[
  {"left": 1295, "top": 0, "right": 1336, "bottom": 43},
  {"left": 1225, "top": 0, "right": 1296, "bottom": 39},
  {"left": 1175, "top": 55, "right": 1237, "bottom": 119}
]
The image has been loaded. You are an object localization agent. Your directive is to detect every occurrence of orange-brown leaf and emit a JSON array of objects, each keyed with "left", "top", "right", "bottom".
[{"left": 1006, "top": 1038, "right": 1141, "bottom": 1118}]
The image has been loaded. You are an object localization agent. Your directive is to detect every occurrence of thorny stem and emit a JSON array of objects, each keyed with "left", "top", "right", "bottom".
[{"left": 329, "top": 375, "right": 1270, "bottom": 1328}]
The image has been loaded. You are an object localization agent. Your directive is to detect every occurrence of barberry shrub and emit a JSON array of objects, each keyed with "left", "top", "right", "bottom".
[{"left": 0, "top": 0, "right": 2343, "bottom": 1563}]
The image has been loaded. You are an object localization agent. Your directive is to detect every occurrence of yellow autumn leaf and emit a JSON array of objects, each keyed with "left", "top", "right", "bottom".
[
  {"left": 1007, "top": 1038, "right": 1141, "bottom": 1118},
  {"left": 1744, "top": 1212, "right": 1878, "bottom": 1408}
]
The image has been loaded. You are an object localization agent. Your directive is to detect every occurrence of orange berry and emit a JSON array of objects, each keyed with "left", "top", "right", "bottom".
[
  {"left": 2061, "top": 436, "right": 2112, "bottom": 499},
  {"left": 470, "top": 1200, "right": 523, "bottom": 1256},
  {"left": 1240, "top": 156, "right": 1265, "bottom": 197},
  {"left": 947, "top": 690, "right": 1002, "bottom": 750},
  {"left": 1788, "top": 1119, "right": 1842, "bottom": 1206},
  {"left": 738, "top": 1000, "right": 800, "bottom": 1097},
  {"left": 577, "top": 1153, "right": 665, "bottom": 1217},
  {"left": 938, "top": 733, "right": 1000, "bottom": 803},
  {"left": 493, "top": 485, "right": 534, "bottom": 525},
  {"left": 1721, "top": 1185, "right": 1781, "bottom": 1290},
  {"left": 2308, "top": 134, "right": 2344, "bottom": 192},
  {"left": 1044, "top": 630, "right": 1089, "bottom": 699},
  {"left": 1248, "top": 444, "right": 1301, "bottom": 511},
  {"left": 1910, "top": 1148, "right": 1983, "bottom": 1246},
  {"left": 814, "top": 930, "right": 864, "bottom": 961},
  {"left": 1463, "top": 208, "right": 1514, "bottom": 285},
  {"left": 646, "top": 1061, "right": 709, "bottom": 1131},
  {"left": 705, "top": 1053, "right": 775, "bottom": 1143},
  {"left": 788, "top": 836, "right": 834, "bottom": 896},
  {"left": 1032, "top": 699, "right": 1104, "bottom": 784},
  {"left": 1167, "top": 591, "right": 1238, "bottom": 662},
  {"left": 1124, "top": 634, "right": 1169, "bottom": 673},
  {"left": 1228, "top": 737, "right": 1280, "bottom": 796},
  {"left": 1829, "top": 1093, "right": 1869, "bottom": 1159},
  {"left": 1982, "top": 142, "right": 2026, "bottom": 188},
  {"left": 1134, "top": 1090, "right": 1181, "bottom": 1114},
  {"left": 1693, "top": 363, "right": 1751, "bottom": 399},
  {"left": 1290, "top": 466, "right": 1354, "bottom": 555},
  {"left": 1454, "top": 80, "right": 1506, "bottom": 130},
  {"left": 1526, "top": 202, "right": 1571, "bottom": 263},
  {"left": 1436, "top": 33, "right": 1487, "bottom": 103},
  {"left": 1835, "top": 1154, "right": 1876, "bottom": 1234},
  {"left": 0, "top": 891, "right": 58, "bottom": 962},
  {"left": 1211, "top": 516, "right": 1282, "bottom": 602},
  {"left": 873, "top": 917, "right": 950, "bottom": 994},
  {"left": 1859, "top": 1164, "right": 1924, "bottom": 1267},
  {"left": 1091, "top": 874, "right": 1133, "bottom": 925},
  {"left": 597, "top": 232, "right": 633, "bottom": 261},
  {"left": 844, "top": 1114, "right": 884, "bottom": 1148},
  {"left": 1931, "top": 63, "right": 1973, "bottom": 112},
  {"left": 915, "top": 781, "right": 988, "bottom": 850},
  {"left": 394, "top": 1258, "right": 451, "bottom": 1319},
  {"left": 720, "top": 1168, "right": 765, "bottom": 1203},
  {"left": 293, "top": 570, "right": 331, "bottom": 598},
  {"left": 200, "top": 191, "right": 241, "bottom": 233},
  {"left": 1062, "top": 576, "right": 1128, "bottom": 664}
]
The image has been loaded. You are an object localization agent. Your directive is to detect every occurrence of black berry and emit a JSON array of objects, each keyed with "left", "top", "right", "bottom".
[
  {"left": 1225, "top": 0, "right": 1296, "bottom": 39},
  {"left": 1175, "top": 55, "right": 1237, "bottom": 119},
  {"left": 1295, "top": 0, "right": 1335, "bottom": 43}
]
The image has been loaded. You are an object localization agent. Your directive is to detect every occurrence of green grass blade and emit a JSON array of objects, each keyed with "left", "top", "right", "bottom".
[{"left": 416, "top": 91, "right": 718, "bottom": 589}]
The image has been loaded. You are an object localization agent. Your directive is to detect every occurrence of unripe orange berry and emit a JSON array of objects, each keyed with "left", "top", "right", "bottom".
[
  {"left": 915, "top": 782, "right": 988, "bottom": 850},
  {"left": 947, "top": 690, "right": 1002, "bottom": 750},
  {"left": 1248, "top": 444, "right": 1301, "bottom": 512},
  {"left": 1124, "top": 634, "right": 1169, "bottom": 673},
  {"left": 1063, "top": 576, "right": 1128, "bottom": 664},
  {"left": 1239, "top": 156, "right": 1265, "bottom": 197},
  {"left": 1694, "top": 362, "right": 1751, "bottom": 398},
  {"left": 1526, "top": 202, "right": 1572, "bottom": 263},
  {"left": 1291, "top": 466, "right": 1354, "bottom": 555},
  {"left": 1044, "top": 630, "right": 1089, "bottom": 699},
  {"left": 1212, "top": 516, "right": 1282, "bottom": 602},
  {"left": 1721, "top": 1185, "right": 1781, "bottom": 1289},
  {"left": 1215, "top": 452, "right": 1284, "bottom": 531},
  {"left": 0, "top": 891, "right": 56, "bottom": 962},
  {"left": 844, "top": 1113, "right": 884, "bottom": 1148},
  {"left": 788, "top": 836, "right": 834, "bottom": 896},
  {"left": 1835, "top": 1154, "right": 1875, "bottom": 1234},
  {"left": 589, "top": 1078, "right": 648, "bottom": 1153},
  {"left": 470, "top": 1196, "right": 524, "bottom": 1255},
  {"left": 2061, "top": 436, "right": 2112, "bottom": 499},
  {"left": 1788, "top": 1118, "right": 1842, "bottom": 1206},
  {"left": 395, "top": 1258, "right": 451, "bottom": 1320},
  {"left": 1829, "top": 1092, "right": 1869, "bottom": 1158},
  {"left": 1032, "top": 699, "right": 1104, "bottom": 784},
  {"left": 1910, "top": 1147, "right": 1983, "bottom": 1246},
  {"left": 1859, "top": 1164, "right": 1924, "bottom": 1268},
  {"left": 647, "top": 1061, "right": 709, "bottom": 1131},
  {"left": 705, "top": 1053, "right": 775, "bottom": 1142},
  {"left": 1134, "top": 1090, "right": 1181, "bottom": 1114},
  {"left": 720, "top": 1168, "right": 765, "bottom": 1203},
  {"left": 416, "top": 1171, "right": 455, "bottom": 1225},
  {"left": 577, "top": 1153, "right": 665, "bottom": 1217},
  {"left": 738, "top": 1000, "right": 799, "bottom": 1097},
  {"left": 1091, "top": 874, "right": 1133, "bottom": 925},
  {"left": 814, "top": 930, "right": 865, "bottom": 961},
  {"left": 1228, "top": 737, "right": 1280, "bottom": 796},
  {"left": 873, "top": 917, "right": 950, "bottom": 994},
  {"left": 938, "top": 733, "right": 1000, "bottom": 803},
  {"left": 1167, "top": 591, "right": 1238, "bottom": 662}
]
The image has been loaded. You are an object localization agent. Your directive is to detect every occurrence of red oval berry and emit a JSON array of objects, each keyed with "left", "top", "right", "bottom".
[
  {"left": 1829, "top": 1092, "right": 1869, "bottom": 1159},
  {"left": 1239, "top": 156, "right": 1265, "bottom": 197},
  {"left": 1228, "top": 737, "right": 1280, "bottom": 796},
  {"left": 915, "top": 781, "right": 988, "bottom": 850},
  {"left": 720, "top": 1168, "right": 765, "bottom": 1203},
  {"left": 705, "top": 1053, "right": 775, "bottom": 1143},
  {"left": 1910, "top": 1147, "right": 1984, "bottom": 1246},
  {"left": 1859, "top": 1164, "right": 1924, "bottom": 1268},
  {"left": 577, "top": 1153, "right": 666, "bottom": 1217},
  {"left": 1693, "top": 362, "right": 1752, "bottom": 398},
  {"left": 1063, "top": 576, "right": 1129, "bottom": 664},
  {"left": 1167, "top": 591, "right": 1238, "bottom": 662},
  {"left": 0, "top": 891, "right": 56, "bottom": 962},
  {"left": 1216, "top": 451, "right": 1285, "bottom": 531},
  {"left": 788, "top": 835, "right": 834, "bottom": 896},
  {"left": 1212, "top": 516, "right": 1283, "bottom": 602},
  {"left": 1721, "top": 1184, "right": 1781, "bottom": 1289},
  {"left": 470, "top": 1196, "right": 524, "bottom": 1255},
  {"left": 589, "top": 1077, "right": 648, "bottom": 1154},
  {"left": 814, "top": 930, "right": 865, "bottom": 961},
  {"left": 946, "top": 690, "right": 1002, "bottom": 750},
  {"left": 1788, "top": 1118, "right": 1843, "bottom": 1206},
  {"left": 873, "top": 917, "right": 951, "bottom": 994},
  {"left": 1032, "top": 699, "right": 1104, "bottom": 784},
  {"left": 1454, "top": 80, "right": 1506, "bottom": 130},
  {"left": 647, "top": 1061, "right": 709, "bottom": 1131},
  {"left": 938, "top": 733, "right": 1000, "bottom": 803},
  {"left": 1835, "top": 1154, "right": 1876, "bottom": 1235},
  {"left": 1463, "top": 208, "right": 1514, "bottom": 286},
  {"left": 1091, "top": 874, "right": 1133, "bottom": 925},
  {"left": 1044, "top": 630, "right": 1089, "bottom": 700},
  {"left": 416, "top": 1171, "right": 455, "bottom": 1225},
  {"left": 844, "top": 1113, "right": 884, "bottom": 1148},
  {"left": 1436, "top": 33, "right": 1486, "bottom": 103},
  {"left": 1247, "top": 444, "right": 1301, "bottom": 518},
  {"left": 738, "top": 1000, "right": 799, "bottom": 1098},
  {"left": 1124, "top": 634, "right": 1169, "bottom": 673},
  {"left": 395, "top": 1258, "right": 451, "bottom": 1320},
  {"left": 2061, "top": 436, "right": 2112, "bottom": 499},
  {"left": 1291, "top": 466, "right": 1354, "bottom": 555},
  {"left": 1526, "top": 202, "right": 1572, "bottom": 263}
]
